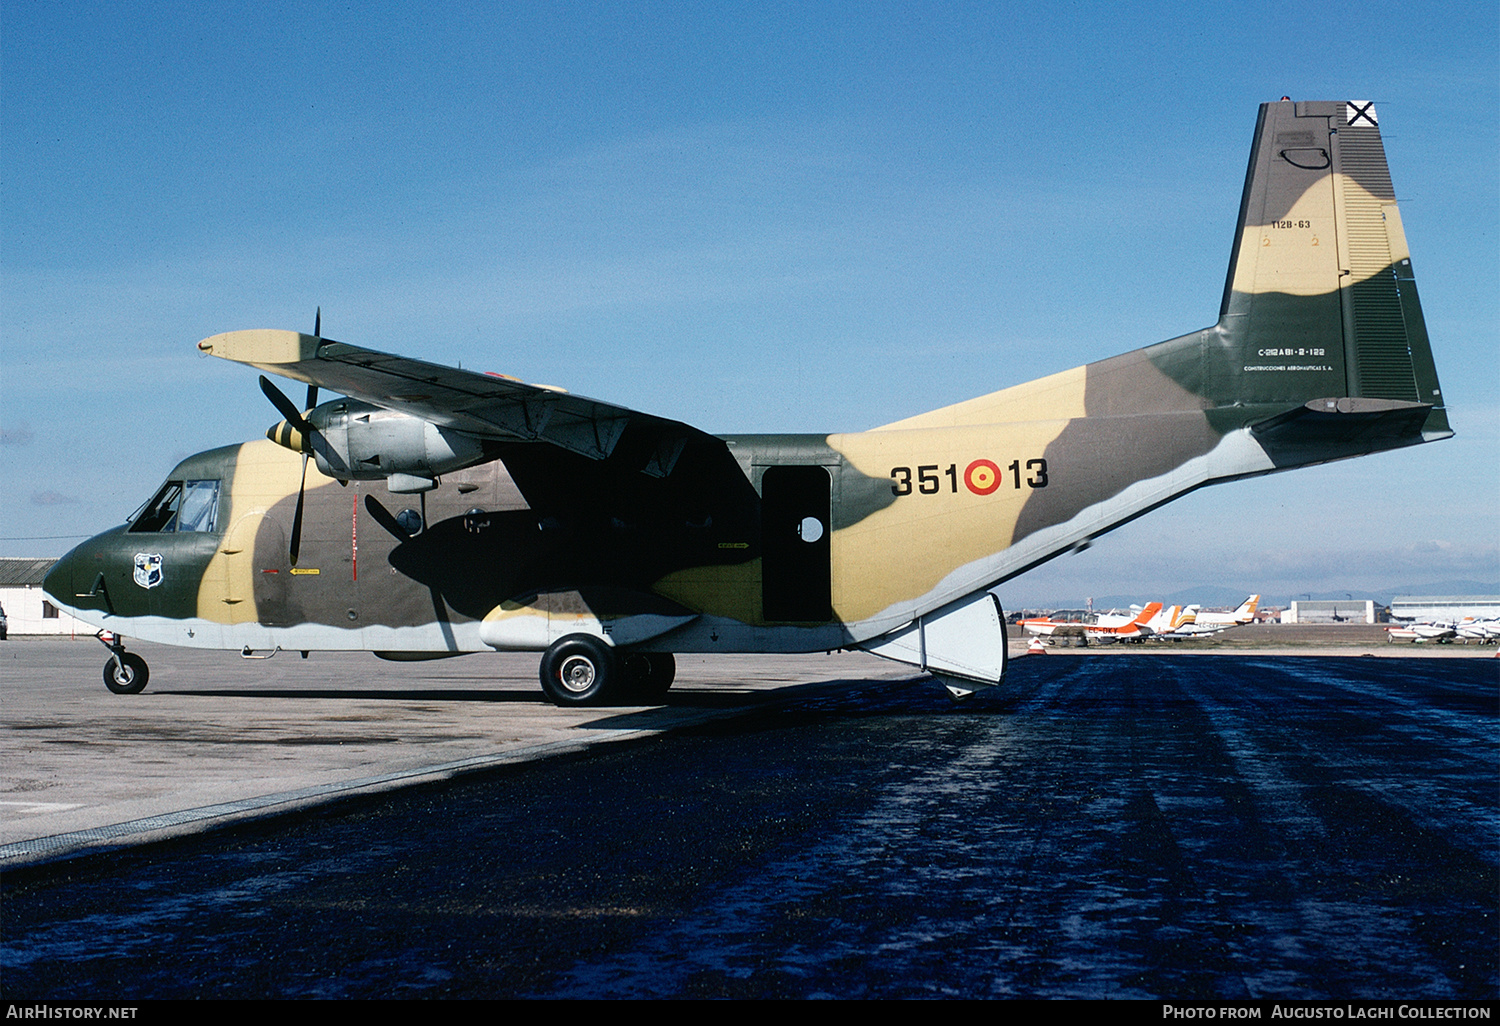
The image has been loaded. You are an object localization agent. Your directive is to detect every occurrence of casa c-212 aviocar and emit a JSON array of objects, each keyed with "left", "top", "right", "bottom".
[{"left": 45, "top": 100, "right": 1450, "bottom": 705}]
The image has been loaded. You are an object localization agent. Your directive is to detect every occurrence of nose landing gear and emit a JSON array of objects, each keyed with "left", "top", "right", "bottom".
[{"left": 97, "top": 631, "right": 150, "bottom": 695}]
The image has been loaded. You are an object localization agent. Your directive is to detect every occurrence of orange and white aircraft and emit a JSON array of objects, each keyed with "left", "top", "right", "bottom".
[
  {"left": 1158, "top": 604, "right": 1206, "bottom": 637},
  {"left": 1144, "top": 604, "right": 1199, "bottom": 636},
  {"left": 1020, "top": 600, "right": 1184, "bottom": 641},
  {"left": 1017, "top": 609, "right": 1092, "bottom": 638},
  {"left": 1084, "top": 602, "right": 1164, "bottom": 643}
]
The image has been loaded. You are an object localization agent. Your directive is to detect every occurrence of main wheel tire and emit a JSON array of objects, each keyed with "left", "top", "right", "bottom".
[
  {"left": 104, "top": 652, "right": 149, "bottom": 695},
  {"left": 539, "top": 634, "right": 621, "bottom": 706}
]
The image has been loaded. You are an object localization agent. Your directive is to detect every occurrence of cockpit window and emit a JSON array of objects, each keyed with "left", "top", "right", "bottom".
[
  {"left": 178, "top": 480, "right": 220, "bottom": 532},
  {"left": 129, "top": 480, "right": 220, "bottom": 533}
]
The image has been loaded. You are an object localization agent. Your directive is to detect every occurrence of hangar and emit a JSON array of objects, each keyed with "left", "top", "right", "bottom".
[
  {"left": 1389, "top": 596, "right": 1500, "bottom": 623},
  {"left": 1281, "top": 600, "right": 1379, "bottom": 624},
  {"left": 0, "top": 558, "right": 93, "bottom": 637}
]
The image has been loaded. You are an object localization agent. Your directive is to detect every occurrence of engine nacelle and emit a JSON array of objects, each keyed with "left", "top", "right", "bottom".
[{"left": 268, "top": 399, "right": 487, "bottom": 484}]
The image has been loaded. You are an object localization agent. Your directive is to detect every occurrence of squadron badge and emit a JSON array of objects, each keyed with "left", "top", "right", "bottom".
[{"left": 133, "top": 553, "right": 164, "bottom": 589}]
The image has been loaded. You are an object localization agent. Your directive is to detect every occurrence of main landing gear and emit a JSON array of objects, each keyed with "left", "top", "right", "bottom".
[
  {"left": 97, "top": 631, "right": 149, "bottom": 695},
  {"left": 538, "top": 633, "right": 675, "bottom": 707}
]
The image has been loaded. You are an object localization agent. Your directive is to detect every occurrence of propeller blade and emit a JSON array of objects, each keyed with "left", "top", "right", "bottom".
[
  {"left": 289, "top": 454, "right": 309, "bottom": 566},
  {"left": 309, "top": 310, "right": 320, "bottom": 408},
  {"left": 259, "top": 375, "right": 312, "bottom": 434}
]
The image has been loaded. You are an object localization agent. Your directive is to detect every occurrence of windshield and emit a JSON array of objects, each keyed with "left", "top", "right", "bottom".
[{"left": 129, "top": 480, "right": 221, "bottom": 533}]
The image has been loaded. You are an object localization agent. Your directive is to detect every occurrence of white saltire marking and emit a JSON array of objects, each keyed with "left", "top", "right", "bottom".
[{"left": 1346, "top": 101, "right": 1377, "bottom": 127}]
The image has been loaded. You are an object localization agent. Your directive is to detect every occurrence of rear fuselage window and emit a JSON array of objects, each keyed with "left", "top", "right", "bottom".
[{"left": 129, "top": 480, "right": 220, "bottom": 533}]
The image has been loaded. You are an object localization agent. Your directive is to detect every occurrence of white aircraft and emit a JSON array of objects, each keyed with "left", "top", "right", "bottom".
[
  {"left": 1017, "top": 609, "right": 1093, "bottom": 638},
  {"left": 1085, "top": 602, "right": 1164, "bottom": 643},
  {"left": 1387, "top": 621, "right": 1456, "bottom": 642},
  {"left": 1453, "top": 619, "right": 1495, "bottom": 642},
  {"left": 1169, "top": 595, "right": 1259, "bottom": 636}
]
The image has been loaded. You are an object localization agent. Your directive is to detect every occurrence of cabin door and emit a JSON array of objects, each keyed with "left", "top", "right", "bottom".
[{"left": 760, "top": 465, "right": 832, "bottom": 623}]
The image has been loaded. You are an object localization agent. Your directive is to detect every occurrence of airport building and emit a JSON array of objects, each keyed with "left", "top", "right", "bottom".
[
  {"left": 1280, "top": 600, "right": 1378, "bottom": 624},
  {"left": 1389, "top": 596, "right": 1500, "bottom": 622},
  {"left": 0, "top": 558, "right": 93, "bottom": 637}
]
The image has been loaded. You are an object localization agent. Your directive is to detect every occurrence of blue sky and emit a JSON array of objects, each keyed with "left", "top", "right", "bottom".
[{"left": 3, "top": 1, "right": 1496, "bottom": 607}]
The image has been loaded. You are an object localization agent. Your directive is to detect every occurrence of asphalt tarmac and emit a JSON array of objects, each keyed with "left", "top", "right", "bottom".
[
  {"left": 0, "top": 638, "right": 912, "bottom": 863},
  {"left": 2, "top": 642, "right": 1494, "bottom": 1000}
]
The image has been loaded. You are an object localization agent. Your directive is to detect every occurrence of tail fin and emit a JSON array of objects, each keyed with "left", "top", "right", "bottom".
[
  {"left": 852, "top": 103, "right": 1450, "bottom": 635},
  {"left": 1133, "top": 602, "right": 1163, "bottom": 626},
  {"left": 877, "top": 100, "right": 1448, "bottom": 449},
  {"left": 1224, "top": 101, "right": 1446, "bottom": 417},
  {"left": 1145, "top": 100, "right": 1451, "bottom": 456}
]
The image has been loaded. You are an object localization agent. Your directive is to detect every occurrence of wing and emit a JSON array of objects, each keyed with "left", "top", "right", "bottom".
[{"left": 198, "top": 329, "right": 708, "bottom": 476}]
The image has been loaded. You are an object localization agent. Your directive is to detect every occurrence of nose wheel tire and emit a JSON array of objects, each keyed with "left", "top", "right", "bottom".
[
  {"left": 104, "top": 653, "right": 150, "bottom": 695},
  {"left": 539, "top": 634, "right": 621, "bottom": 706}
]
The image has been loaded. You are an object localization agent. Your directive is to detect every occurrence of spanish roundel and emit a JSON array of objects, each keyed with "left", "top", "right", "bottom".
[{"left": 964, "top": 459, "right": 1001, "bottom": 495}]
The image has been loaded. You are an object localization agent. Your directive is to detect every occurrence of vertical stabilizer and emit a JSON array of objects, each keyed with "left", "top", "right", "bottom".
[{"left": 1216, "top": 100, "right": 1448, "bottom": 436}]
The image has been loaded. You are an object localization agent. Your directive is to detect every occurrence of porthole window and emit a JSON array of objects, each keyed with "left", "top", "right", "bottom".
[{"left": 797, "top": 516, "right": 825, "bottom": 543}]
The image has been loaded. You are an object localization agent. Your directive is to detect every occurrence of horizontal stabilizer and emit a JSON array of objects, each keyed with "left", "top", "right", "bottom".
[{"left": 1250, "top": 396, "right": 1438, "bottom": 465}]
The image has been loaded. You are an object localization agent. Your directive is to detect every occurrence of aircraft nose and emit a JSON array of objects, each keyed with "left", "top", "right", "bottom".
[
  {"left": 43, "top": 543, "right": 83, "bottom": 607},
  {"left": 44, "top": 529, "right": 121, "bottom": 616}
]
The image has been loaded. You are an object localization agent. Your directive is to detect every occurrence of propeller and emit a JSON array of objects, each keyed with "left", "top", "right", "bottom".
[
  {"left": 260, "top": 373, "right": 313, "bottom": 436},
  {"left": 256, "top": 309, "right": 324, "bottom": 566},
  {"left": 260, "top": 375, "right": 314, "bottom": 565},
  {"left": 308, "top": 307, "right": 320, "bottom": 410}
]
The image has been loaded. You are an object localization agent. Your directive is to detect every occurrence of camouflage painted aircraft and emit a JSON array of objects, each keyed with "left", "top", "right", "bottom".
[{"left": 45, "top": 100, "right": 1450, "bottom": 704}]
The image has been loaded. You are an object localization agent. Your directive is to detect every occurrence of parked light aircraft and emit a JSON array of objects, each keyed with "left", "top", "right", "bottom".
[
  {"left": 1023, "top": 602, "right": 1199, "bottom": 643},
  {"left": 1084, "top": 603, "right": 1164, "bottom": 643},
  {"left": 45, "top": 101, "right": 1451, "bottom": 704},
  {"left": 1388, "top": 615, "right": 1499, "bottom": 644},
  {"left": 1387, "top": 622, "right": 1457, "bottom": 642},
  {"left": 1017, "top": 610, "right": 1092, "bottom": 639},
  {"left": 1455, "top": 619, "right": 1500, "bottom": 642},
  {"left": 1095, "top": 602, "right": 1197, "bottom": 637},
  {"left": 1144, "top": 604, "right": 1199, "bottom": 637},
  {"left": 1170, "top": 595, "right": 1262, "bottom": 635},
  {"left": 1200, "top": 595, "right": 1261, "bottom": 628}
]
